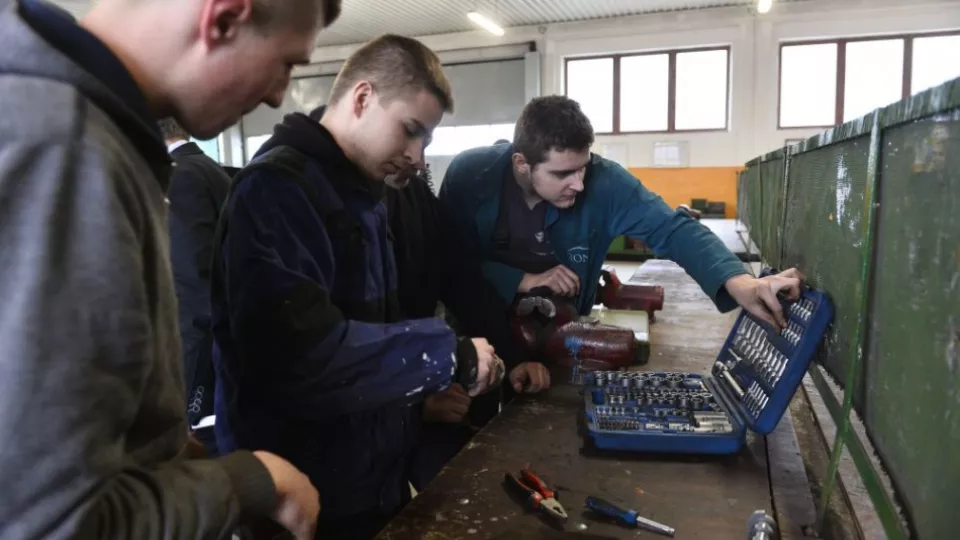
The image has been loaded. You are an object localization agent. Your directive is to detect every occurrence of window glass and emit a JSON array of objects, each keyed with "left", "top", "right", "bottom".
[
  {"left": 912, "top": 34, "right": 960, "bottom": 94},
  {"left": 566, "top": 58, "right": 615, "bottom": 133},
  {"left": 780, "top": 43, "right": 838, "bottom": 127},
  {"left": 675, "top": 49, "right": 729, "bottom": 130},
  {"left": 620, "top": 54, "right": 670, "bottom": 132},
  {"left": 843, "top": 39, "right": 904, "bottom": 121}
]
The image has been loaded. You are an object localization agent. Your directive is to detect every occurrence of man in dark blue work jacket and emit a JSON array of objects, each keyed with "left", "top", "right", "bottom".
[
  {"left": 211, "top": 35, "right": 505, "bottom": 540},
  {"left": 439, "top": 96, "right": 803, "bottom": 331}
]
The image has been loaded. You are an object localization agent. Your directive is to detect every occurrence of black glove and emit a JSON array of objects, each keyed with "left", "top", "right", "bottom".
[{"left": 454, "top": 337, "right": 479, "bottom": 389}]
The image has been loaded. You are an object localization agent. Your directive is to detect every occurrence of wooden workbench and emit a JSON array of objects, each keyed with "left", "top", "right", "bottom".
[{"left": 378, "top": 260, "right": 776, "bottom": 540}]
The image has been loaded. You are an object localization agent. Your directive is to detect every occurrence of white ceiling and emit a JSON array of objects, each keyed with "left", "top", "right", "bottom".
[
  {"left": 315, "top": 0, "right": 759, "bottom": 46},
  {"left": 53, "top": 0, "right": 765, "bottom": 46}
]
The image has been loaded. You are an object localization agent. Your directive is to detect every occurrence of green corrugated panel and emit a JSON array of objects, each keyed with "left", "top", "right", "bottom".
[
  {"left": 780, "top": 136, "right": 871, "bottom": 399},
  {"left": 744, "top": 148, "right": 789, "bottom": 266},
  {"left": 747, "top": 145, "right": 788, "bottom": 166},
  {"left": 758, "top": 158, "right": 786, "bottom": 268},
  {"left": 865, "top": 109, "right": 960, "bottom": 540},
  {"left": 740, "top": 165, "right": 763, "bottom": 254},
  {"left": 749, "top": 168, "right": 766, "bottom": 260},
  {"left": 878, "top": 76, "right": 960, "bottom": 129},
  {"left": 736, "top": 170, "right": 749, "bottom": 228}
]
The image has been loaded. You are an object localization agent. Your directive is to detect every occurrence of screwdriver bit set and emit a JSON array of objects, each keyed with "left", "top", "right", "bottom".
[{"left": 582, "top": 280, "right": 834, "bottom": 454}]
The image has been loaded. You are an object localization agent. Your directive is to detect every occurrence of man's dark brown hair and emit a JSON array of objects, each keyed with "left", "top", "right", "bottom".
[
  {"left": 514, "top": 95, "right": 594, "bottom": 167},
  {"left": 251, "top": 0, "right": 342, "bottom": 33},
  {"left": 327, "top": 34, "right": 454, "bottom": 113}
]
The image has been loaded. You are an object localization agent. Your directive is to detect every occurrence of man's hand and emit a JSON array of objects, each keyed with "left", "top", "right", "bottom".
[
  {"left": 518, "top": 265, "right": 580, "bottom": 296},
  {"left": 509, "top": 362, "right": 551, "bottom": 394},
  {"left": 423, "top": 383, "right": 472, "bottom": 423},
  {"left": 725, "top": 268, "right": 804, "bottom": 329},
  {"left": 469, "top": 338, "right": 506, "bottom": 397},
  {"left": 253, "top": 451, "right": 320, "bottom": 540}
]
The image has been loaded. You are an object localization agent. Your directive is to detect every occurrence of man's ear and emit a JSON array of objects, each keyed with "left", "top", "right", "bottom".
[
  {"left": 350, "top": 81, "right": 374, "bottom": 118},
  {"left": 512, "top": 152, "right": 531, "bottom": 175},
  {"left": 200, "top": 0, "right": 254, "bottom": 47}
]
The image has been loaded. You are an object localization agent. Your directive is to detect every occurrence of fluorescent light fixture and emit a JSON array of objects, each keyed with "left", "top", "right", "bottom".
[
  {"left": 757, "top": 0, "right": 773, "bottom": 13},
  {"left": 467, "top": 11, "right": 505, "bottom": 36}
]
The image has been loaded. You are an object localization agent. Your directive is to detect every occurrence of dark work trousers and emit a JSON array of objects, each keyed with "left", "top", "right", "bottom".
[
  {"left": 408, "top": 423, "right": 478, "bottom": 491},
  {"left": 236, "top": 505, "right": 405, "bottom": 540},
  {"left": 407, "top": 387, "right": 505, "bottom": 491},
  {"left": 316, "top": 507, "right": 407, "bottom": 540}
]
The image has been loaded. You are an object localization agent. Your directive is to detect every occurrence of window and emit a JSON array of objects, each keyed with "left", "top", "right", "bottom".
[
  {"left": 245, "top": 135, "right": 271, "bottom": 161},
  {"left": 191, "top": 137, "right": 222, "bottom": 164},
  {"left": 566, "top": 58, "right": 614, "bottom": 133},
  {"left": 620, "top": 55, "right": 669, "bottom": 132},
  {"left": 779, "top": 43, "right": 838, "bottom": 128},
  {"left": 675, "top": 49, "right": 729, "bottom": 130},
  {"left": 779, "top": 31, "right": 960, "bottom": 128},
  {"left": 425, "top": 124, "right": 516, "bottom": 157},
  {"left": 912, "top": 34, "right": 960, "bottom": 94},
  {"left": 843, "top": 39, "right": 904, "bottom": 122},
  {"left": 565, "top": 46, "right": 730, "bottom": 134}
]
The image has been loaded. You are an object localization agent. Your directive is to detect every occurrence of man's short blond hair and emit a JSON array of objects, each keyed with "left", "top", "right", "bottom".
[
  {"left": 328, "top": 34, "right": 454, "bottom": 113},
  {"left": 251, "top": 0, "right": 342, "bottom": 33}
]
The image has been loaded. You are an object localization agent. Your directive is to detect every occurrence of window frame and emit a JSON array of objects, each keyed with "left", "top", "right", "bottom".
[
  {"left": 563, "top": 45, "right": 731, "bottom": 135},
  {"left": 777, "top": 30, "right": 960, "bottom": 129}
]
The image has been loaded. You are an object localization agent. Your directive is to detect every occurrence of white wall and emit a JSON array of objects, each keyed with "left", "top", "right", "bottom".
[{"left": 305, "top": 0, "right": 960, "bottom": 168}]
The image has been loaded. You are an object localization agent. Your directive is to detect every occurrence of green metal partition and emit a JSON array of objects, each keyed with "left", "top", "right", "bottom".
[
  {"left": 864, "top": 104, "right": 960, "bottom": 540},
  {"left": 737, "top": 169, "right": 750, "bottom": 231},
  {"left": 738, "top": 77, "right": 960, "bottom": 540},
  {"left": 782, "top": 134, "right": 872, "bottom": 405},
  {"left": 742, "top": 150, "right": 785, "bottom": 267},
  {"left": 757, "top": 153, "right": 787, "bottom": 269}
]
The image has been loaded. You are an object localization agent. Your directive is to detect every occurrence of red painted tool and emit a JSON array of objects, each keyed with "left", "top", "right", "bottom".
[
  {"left": 544, "top": 322, "right": 644, "bottom": 371},
  {"left": 509, "top": 290, "right": 647, "bottom": 369},
  {"left": 595, "top": 268, "right": 665, "bottom": 322}
]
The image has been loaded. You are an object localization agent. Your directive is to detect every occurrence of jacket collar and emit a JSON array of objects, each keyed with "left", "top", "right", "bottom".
[
  {"left": 470, "top": 144, "right": 514, "bottom": 203},
  {"left": 2, "top": 0, "right": 171, "bottom": 189}
]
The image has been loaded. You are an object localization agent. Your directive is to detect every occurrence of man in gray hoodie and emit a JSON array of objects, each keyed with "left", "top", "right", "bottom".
[{"left": 0, "top": 0, "right": 340, "bottom": 539}]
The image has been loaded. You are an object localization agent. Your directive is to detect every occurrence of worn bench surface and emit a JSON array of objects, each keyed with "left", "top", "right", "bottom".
[{"left": 378, "top": 261, "right": 774, "bottom": 540}]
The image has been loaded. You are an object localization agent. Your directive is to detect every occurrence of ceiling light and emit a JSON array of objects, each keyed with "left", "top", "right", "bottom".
[
  {"left": 757, "top": 0, "right": 773, "bottom": 13},
  {"left": 467, "top": 11, "right": 505, "bottom": 36}
]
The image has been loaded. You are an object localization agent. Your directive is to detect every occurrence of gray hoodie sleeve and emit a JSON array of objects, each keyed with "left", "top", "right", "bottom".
[{"left": 0, "top": 134, "right": 276, "bottom": 539}]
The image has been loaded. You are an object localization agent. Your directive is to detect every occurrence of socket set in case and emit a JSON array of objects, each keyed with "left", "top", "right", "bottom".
[{"left": 582, "top": 282, "right": 834, "bottom": 455}]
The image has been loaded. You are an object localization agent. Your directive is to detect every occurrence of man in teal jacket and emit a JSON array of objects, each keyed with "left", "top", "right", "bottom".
[{"left": 438, "top": 95, "right": 801, "bottom": 329}]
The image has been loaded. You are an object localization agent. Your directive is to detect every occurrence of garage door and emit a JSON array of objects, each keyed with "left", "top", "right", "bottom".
[{"left": 425, "top": 58, "right": 526, "bottom": 188}]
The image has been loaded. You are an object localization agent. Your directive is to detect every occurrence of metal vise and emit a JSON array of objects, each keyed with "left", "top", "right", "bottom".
[
  {"left": 595, "top": 268, "right": 665, "bottom": 322},
  {"left": 509, "top": 288, "right": 648, "bottom": 371},
  {"left": 544, "top": 321, "right": 647, "bottom": 371}
]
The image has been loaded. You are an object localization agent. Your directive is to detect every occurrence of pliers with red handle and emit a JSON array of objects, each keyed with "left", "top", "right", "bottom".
[{"left": 503, "top": 468, "right": 568, "bottom": 522}]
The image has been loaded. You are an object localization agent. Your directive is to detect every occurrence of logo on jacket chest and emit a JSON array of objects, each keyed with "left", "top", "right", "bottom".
[{"left": 567, "top": 246, "right": 589, "bottom": 264}]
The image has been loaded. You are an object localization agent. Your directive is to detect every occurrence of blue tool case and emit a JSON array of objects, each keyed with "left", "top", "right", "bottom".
[{"left": 582, "top": 281, "right": 834, "bottom": 455}]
